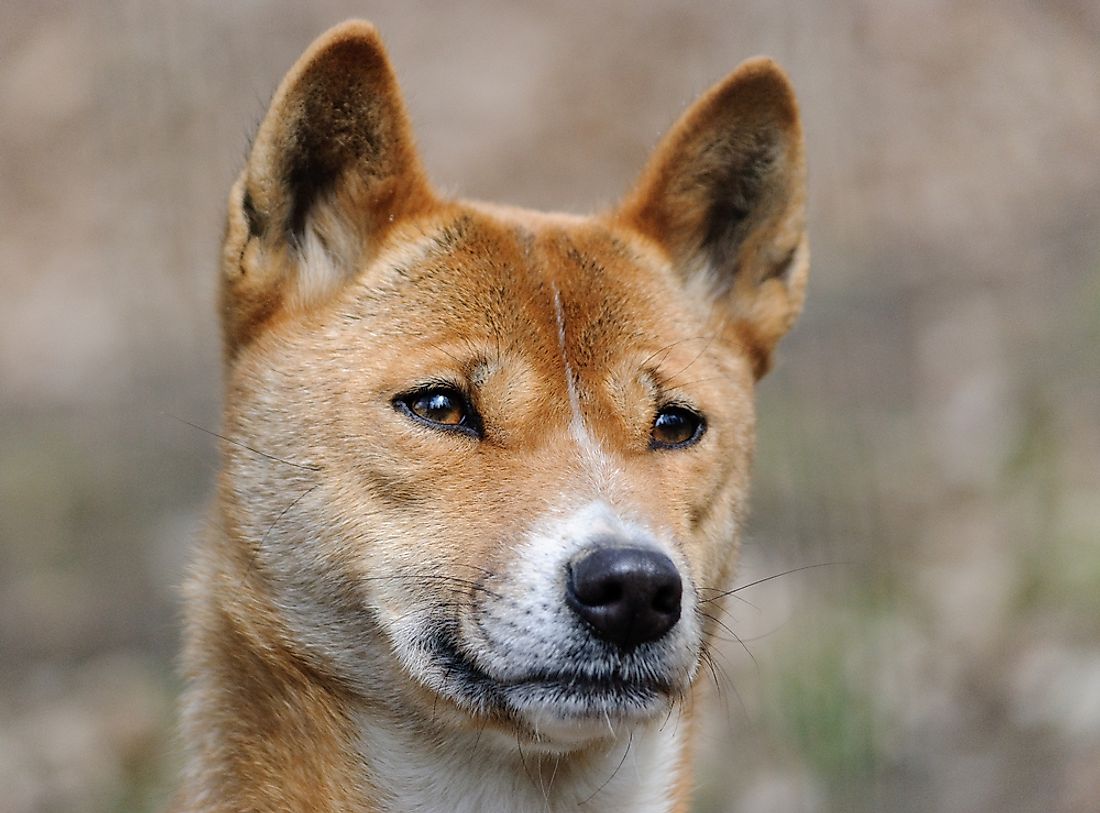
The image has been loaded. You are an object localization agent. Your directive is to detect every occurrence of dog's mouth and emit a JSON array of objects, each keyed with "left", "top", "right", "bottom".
[{"left": 420, "top": 628, "right": 680, "bottom": 729}]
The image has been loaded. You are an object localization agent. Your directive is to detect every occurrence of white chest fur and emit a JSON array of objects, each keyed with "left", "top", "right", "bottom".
[{"left": 356, "top": 712, "right": 685, "bottom": 813}]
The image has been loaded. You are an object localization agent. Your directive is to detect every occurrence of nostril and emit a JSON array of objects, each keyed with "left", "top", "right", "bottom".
[
  {"left": 568, "top": 565, "right": 625, "bottom": 607},
  {"left": 591, "top": 580, "right": 622, "bottom": 606},
  {"left": 652, "top": 584, "right": 680, "bottom": 615}
]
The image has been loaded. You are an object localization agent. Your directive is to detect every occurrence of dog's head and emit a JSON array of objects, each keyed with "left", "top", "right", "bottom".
[{"left": 215, "top": 21, "right": 806, "bottom": 750}]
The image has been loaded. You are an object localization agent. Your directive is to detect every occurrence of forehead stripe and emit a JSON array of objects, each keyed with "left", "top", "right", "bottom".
[
  {"left": 551, "top": 285, "right": 584, "bottom": 426},
  {"left": 550, "top": 282, "right": 620, "bottom": 488}
]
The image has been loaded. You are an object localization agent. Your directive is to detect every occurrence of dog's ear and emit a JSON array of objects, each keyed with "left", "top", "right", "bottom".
[
  {"left": 221, "top": 20, "right": 435, "bottom": 356},
  {"left": 617, "top": 58, "right": 807, "bottom": 378}
]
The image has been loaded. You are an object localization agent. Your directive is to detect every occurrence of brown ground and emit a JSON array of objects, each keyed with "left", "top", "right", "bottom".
[{"left": 1, "top": 2, "right": 1098, "bottom": 811}]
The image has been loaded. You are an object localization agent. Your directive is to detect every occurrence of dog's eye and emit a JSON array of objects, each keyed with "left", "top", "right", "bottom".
[
  {"left": 650, "top": 405, "right": 705, "bottom": 449},
  {"left": 410, "top": 391, "right": 465, "bottom": 425},
  {"left": 394, "top": 387, "right": 481, "bottom": 437}
]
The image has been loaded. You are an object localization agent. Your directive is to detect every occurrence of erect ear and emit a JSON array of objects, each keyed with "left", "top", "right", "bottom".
[
  {"left": 617, "top": 58, "right": 807, "bottom": 378},
  {"left": 221, "top": 20, "right": 436, "bottom": 356}
]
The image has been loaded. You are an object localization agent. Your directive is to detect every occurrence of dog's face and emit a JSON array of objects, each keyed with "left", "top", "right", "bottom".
[{"left": 217, "top": 22, "right": 806, "bottom": 750}]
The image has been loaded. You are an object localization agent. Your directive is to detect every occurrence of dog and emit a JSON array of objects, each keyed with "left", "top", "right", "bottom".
[{"left": 173, "top": 19, "right": 807, "bottom": 813}]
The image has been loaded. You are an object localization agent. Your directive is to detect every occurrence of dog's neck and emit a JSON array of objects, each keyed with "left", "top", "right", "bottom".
[
  {"left": 180, "top": 584, "right": 694, "bottom": 813},
  {"left": 355, "top": 705, "right": 692, "bottom": 813}
]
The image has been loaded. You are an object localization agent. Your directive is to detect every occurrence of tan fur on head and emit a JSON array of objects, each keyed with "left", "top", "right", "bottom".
[{"left": 178, "top": 19, "right": 809, "bottom": 813}]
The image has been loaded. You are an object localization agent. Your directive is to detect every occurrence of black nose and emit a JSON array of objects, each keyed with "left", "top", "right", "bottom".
[{"left": 565, "top": 546, "right": 683, "bottom": 651}]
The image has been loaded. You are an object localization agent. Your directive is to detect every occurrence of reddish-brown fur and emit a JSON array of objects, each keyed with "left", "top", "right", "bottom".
[{"left": 175, "top": 19, "right": 807, "bottom": 812}]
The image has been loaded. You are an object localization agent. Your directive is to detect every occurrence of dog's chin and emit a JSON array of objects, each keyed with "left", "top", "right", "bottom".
[
  {"left": 499, "top": 678, "right": 672, "bottom": 748},
  {"left": 415, "top": 636, "right": 687, "bottom": 750}
]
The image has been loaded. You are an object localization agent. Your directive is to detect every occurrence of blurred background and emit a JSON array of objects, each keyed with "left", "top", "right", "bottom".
[{"left": 2, "top": 1, "right": 1098, "bottom": 811}]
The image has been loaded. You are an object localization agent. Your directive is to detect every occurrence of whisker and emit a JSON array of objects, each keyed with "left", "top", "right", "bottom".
[
  {"left": 704, "top": 645, "right": 747, "bottom": 738},
  {"left": 260, "top": 485, "right": 319, "bottom": 546},
  {"left": 701, "top": 644, "right": 748, "bottom": 724},
  {"left": 164, "top": 412, "right": 321, "bottom": 472},
  {"left": 696, "top": 585, "right": 760, "bottom": 612},
  {"left": 699, "top": 646, "right": 724, "bottom": 694},
  {"left": 661, "top": 333, "right": 716, "bottom": 384},
  {"left": 450, "top": 562, "right": 499, "bottom": 579},
  {"left": 661, "top": 375, "right": 729, "bottom": 389},
  {"left": 698, "top": 609, "right": 759, "bottom": 674},
  {"left": 385, "top": 599, "right": 472, "bottom": 626},
  {"left": 433, "top": 658, "right": 457, "bottom": 726},
  {"left": 358, "top": 573, "right": 503, "bottom": 599},
  {"left": 546, "top": 753, "right": 562, "bottom": 800},
  {"left": 659, "top": 694, "right": 678, "bottom": 731},
  {"left": 700, "top": 561, "right": 852, "bottom": 604},
  {"left": 472, "top": 716, "right": 488, "bottom": 751},
  {"left": 578, "top": 729, "right": 633, "bottom": 806},
  {"left": 516, "top": 736, "right": 540, "bottom": 796},
  {"left": 639, "top": 335, "right": 715, "bottom": 370},
  {"left": 428, "top": 342, "right": 464, "bottom": 366}
]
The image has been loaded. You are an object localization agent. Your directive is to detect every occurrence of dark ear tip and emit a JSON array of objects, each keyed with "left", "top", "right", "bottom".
[
  {"left": 291, "top": 19, "right": 390, "bottom": 79},
  {"left": 246, "top": 18, "right": 404, "bottom": 205},
  {"left": 257, "top": 19, "right": 394, "bottom": 134},
  {"left": 307, "top": 19, "right": 384, "bottom": 53},
  {"left": 733, "top": 55, "right": 791, "bottom": 81},
  {"left": 260, "top": 21, "right": 390, "bottom": 103},
  {"left": 236, "top": 12, "right": 435, "bottom": 258},
  {"left": 718, "top": 56, "right": 801, "bottom": 130}
]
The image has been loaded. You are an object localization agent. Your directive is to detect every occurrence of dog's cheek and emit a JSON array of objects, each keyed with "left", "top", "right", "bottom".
[{"left": 655, "top": 408, "right": 756, "bottom": 596}]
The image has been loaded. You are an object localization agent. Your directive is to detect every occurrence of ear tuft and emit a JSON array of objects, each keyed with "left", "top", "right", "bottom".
[
  {"left": 617, "top": 57, "right": 807, "bottom": 377},
  {"left": 245, "top": 21, "right": 432, "bottom": 250},
  {"left": 221, "top": 21, "right": 435, "bottom": 356}
]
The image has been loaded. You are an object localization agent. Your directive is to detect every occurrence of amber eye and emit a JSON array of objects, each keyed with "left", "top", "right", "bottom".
[
  {"left": 394, "top": 387, "right": 481, "bottom": 437},
  {"left": 650, "top": 405, "right": 705, "bottom": 449},
  {"left": 411, "top": 391, "right": 464, "bottom": 424}
]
